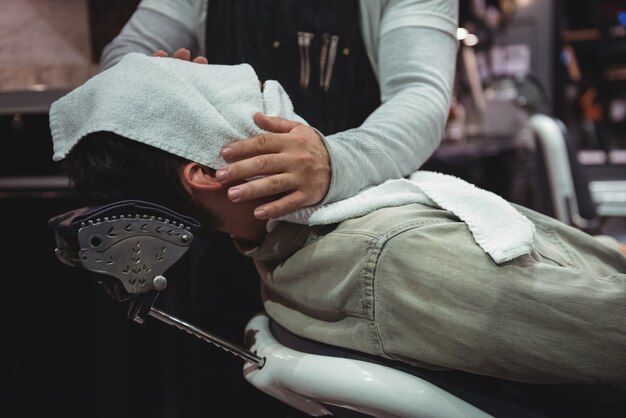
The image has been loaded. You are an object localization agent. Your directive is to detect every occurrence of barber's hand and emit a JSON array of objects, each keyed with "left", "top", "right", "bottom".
[
  {"left": 152, "top": 48, "right": 208, "bottom": 64},
  {"left": 217, "top": 113, "right": 331, "bottom": 220}
]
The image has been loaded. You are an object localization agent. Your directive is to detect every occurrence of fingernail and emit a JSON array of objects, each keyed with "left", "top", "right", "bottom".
[
  {"left": 221, "top": 147, "right": 233, "bottom": 159},
  {"left": 216, "top": 169, "right": 228, "bottom": 182},
  {"left": 228, "top": 188, "right": 241, "bottom": 201},
  {"left": 254, "top": 209, "right": 267, "bottom": 219}
]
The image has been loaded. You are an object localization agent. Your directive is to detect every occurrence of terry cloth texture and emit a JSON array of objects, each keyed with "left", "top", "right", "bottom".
[
  {"left": 50, "top": 52, "right": 307, "bottom": 168},
  {"left": 270, "top": 171, "right": 536, "bottom": 264}
]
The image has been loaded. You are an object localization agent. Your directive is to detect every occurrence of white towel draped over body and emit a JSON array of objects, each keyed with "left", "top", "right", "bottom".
[
  {"left": 49, "top": 52, "right": 535, "bottom": 264},
  {"left": 270, "top": 171, "right": 536, "bottom": 264}
]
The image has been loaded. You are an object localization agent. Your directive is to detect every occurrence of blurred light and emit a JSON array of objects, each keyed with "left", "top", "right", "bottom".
[
  {"left": 456, "top": 27, "right": 469, "bottom": 40},
  {"left": 610, "top": 25, "right": 626, "bottom": 37},
  {"left": 516, "top": 0, "right": 535, "bottom": 7},
  {"left": 618, "top": 11, "right": 626, "bottom": 26},
  {"left": 464, "top": 34, "right": 479, "bottom": 46}
]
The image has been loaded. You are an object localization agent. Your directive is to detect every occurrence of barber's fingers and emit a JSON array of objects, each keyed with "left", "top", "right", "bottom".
[
  {"left": 172, "top": 48, "right": 191, "bottom": 61},
  {"left": 219, "top": 155, "right": 330, "bottom": 220},
  {"left": 221, "top": 133, "right": 288, "bottom": 162},
  {"left": 193, "top": 56, "right": 208, "bottom": 64},
  {"left": 226, "top": 172, "right": 296, "bottom": 203},
  {"left": 220, "top": 123, "right": 314, "bottom": 165},
  {"left": 253, "top": 190, "right": 309, "bottom": 220},
  {"left": 254, "top": 113, "right": 302, "bottom": 133},
  {"left": 225, "top": 171, "right": 312, "bottom": 220},
  {"left": 220, "top": 114, "right": 303, "bottom": 161},
  {"left": 152, "top": 49, "right": 208, "bottom": 64},
  {"left": 218, "top": 153, "right": 287, "bottom": 184},
  {"left": 218, "top": 126, "right": 328, "bottom": 184}
]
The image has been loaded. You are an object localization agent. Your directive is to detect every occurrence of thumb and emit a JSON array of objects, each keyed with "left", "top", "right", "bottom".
[{"left": 254, "top": 112, "right": 301, "bottom": 133}]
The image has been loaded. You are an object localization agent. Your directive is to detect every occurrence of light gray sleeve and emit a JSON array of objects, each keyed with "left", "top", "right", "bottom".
[
  {"left": 99, "top": 0, "right": 205, "bottom": 71},
  {"left": 323, "top": 25, "right": 457, "bottom": 203}
]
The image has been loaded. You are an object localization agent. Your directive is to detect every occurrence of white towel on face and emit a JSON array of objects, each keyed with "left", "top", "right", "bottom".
[
  {"left": 50, "top": 52, "right": 306, "bottom": 168},
  {"left": 270, "top": 171, "right": 536, "bottom": 264}
]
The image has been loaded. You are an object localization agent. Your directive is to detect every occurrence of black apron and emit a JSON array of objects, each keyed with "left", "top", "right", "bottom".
[{"left": 205, "top": 0, "right": 381, "bottom": 135}]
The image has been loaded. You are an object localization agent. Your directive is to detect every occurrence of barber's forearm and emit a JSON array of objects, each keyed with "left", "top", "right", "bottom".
[
  {"left": 323, "top": 26, "right": 457, "bottom": 203},
  {"left": 99, "top": 7, "right": 198, "bottom": 71},
  {"left": 324, "top": 97, "right": 443, "bottom": 204}
]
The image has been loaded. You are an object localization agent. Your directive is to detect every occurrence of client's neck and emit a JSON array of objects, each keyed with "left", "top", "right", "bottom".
[{"left": 212, "top": 195, "right": 271, "bottom": 245}]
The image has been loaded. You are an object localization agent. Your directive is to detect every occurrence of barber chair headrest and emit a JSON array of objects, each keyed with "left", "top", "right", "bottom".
[{"left": 48, "top": 200, "right": 200, "bottom": 300}]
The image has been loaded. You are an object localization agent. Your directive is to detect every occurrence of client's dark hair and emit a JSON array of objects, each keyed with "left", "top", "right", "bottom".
[{"left": 63, "top": 131, "right": 213, "bottom": 226}]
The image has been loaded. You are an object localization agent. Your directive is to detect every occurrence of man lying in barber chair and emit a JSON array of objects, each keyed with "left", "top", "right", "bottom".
[{"left": 49, "top": 53, "right": 626, "bottom": 417}]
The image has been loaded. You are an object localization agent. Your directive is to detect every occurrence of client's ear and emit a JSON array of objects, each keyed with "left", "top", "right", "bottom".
[{"left": 181, "top": 162, "right": 222, "bottom": 191}]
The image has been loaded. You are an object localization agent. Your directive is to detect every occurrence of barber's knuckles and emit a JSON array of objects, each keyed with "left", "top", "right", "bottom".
[
  {"left": 253, "top": 133, "right": 277, "bottom": 152},
  {"left": 243, "top": 173, "right": 294, "bottom": 197},
  {"left": 226, "top": 154, "right": 283, "bottom": 180},
  {"left": 221, "top": 136, "right": 276, "bottom": 164}
]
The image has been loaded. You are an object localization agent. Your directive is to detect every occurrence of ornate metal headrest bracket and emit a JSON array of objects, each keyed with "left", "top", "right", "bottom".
[
  {"left": 76, "top": 213, "right": 194, "bottom": 295},
  {"left": 50, "top": 201, "right": 264, "bottom": 367}
]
